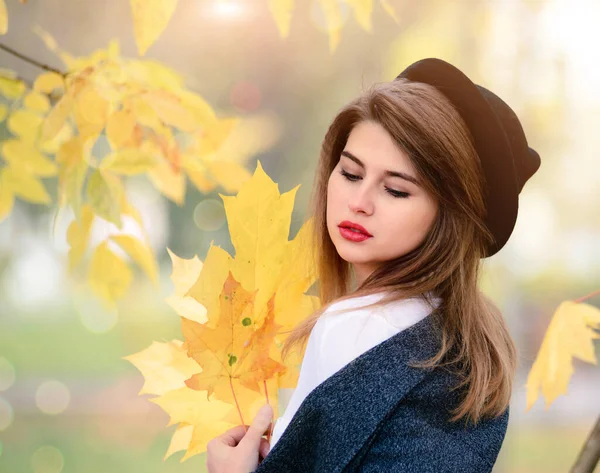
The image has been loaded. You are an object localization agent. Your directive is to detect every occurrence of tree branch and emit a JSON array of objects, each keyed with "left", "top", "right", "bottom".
[
  {"left": 0, "top": 43, "right": 65, "bottom": 76},
  {"left": 570, "top": 414, "right": 600, "bottom": 473}
]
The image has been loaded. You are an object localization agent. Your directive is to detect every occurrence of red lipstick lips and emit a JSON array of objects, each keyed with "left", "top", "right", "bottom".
[{"left": 338, "top": 220, "right": 373, "bottom": 242}]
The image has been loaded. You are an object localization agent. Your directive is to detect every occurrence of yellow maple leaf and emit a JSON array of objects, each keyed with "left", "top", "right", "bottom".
[
  {"left": 183, "top": 272, "right": 287, "bottom": 402},
  {"left": 164, "top": 248, "right": 207, "bottom": 324},
  {"left": 130, "top": 0, "right": 179, "bottom": 56},
  {"left": 127, "top": 161, "right": 317, "bottom": 460},
  {"left": 124, "top": 339, "right": 200, "bottom": 396},
  {"left": 526, "top": 300, "right": 600, "bottom": 410},
  {"left": 150, "top": 387, "right": 235, "bottom": 461}
]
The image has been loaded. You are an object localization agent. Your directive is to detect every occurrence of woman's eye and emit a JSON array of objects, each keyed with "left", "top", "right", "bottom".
[
  {"left": 340, "top": 169, "right": 360, "bottom": 181},
  {"left": 385, "top": 188, "right": 410, "bottom": 199},
  {"left": 341, "top": 169, "right": 410, "bottom": 198}
]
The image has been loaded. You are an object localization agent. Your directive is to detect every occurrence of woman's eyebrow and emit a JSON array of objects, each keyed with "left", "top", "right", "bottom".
[{"left": 341, "top": 150, "right": 419, "bottom": 185}]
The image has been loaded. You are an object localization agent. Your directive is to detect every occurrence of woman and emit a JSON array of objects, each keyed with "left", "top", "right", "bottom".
[{"left": 206, "top": 57, "right": 541, "bottom": 473}]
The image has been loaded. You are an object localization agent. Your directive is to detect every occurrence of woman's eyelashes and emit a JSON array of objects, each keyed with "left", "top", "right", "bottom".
[{"left": 339, "top": 169, "right": 410, "bottom": 198}]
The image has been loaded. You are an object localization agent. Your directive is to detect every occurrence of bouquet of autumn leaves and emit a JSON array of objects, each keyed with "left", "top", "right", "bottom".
[{"left": 125, "top": 162, "right": 319, "bottom": 461}]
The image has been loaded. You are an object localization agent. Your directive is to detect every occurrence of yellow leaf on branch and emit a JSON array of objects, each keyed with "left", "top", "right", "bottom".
[
  {"left": 100, "top": 148, "right": 158, "bottom": 175},
  {"left": 346, "top": 0, "right": 374, "bottom": 32},
  {"left": 66, "top": 205, "right": 94, "bottom": 271},
  {"left": 0, "top": 169, "right": 15, "bottom": 222},
  {"left": 105, "top": 109, "right": 140, "bottom": 150},
  {"left": 23, "top": 91, "right": 51, "bottom": 113},
  {"left": 0, "top": 74, "right": 26, "bottom": 100},
  {"left": 147, "top": 159, "right": 186, "bottom": 205},
  {"left": 269, "top": 0, "right": 295, "bottom": 37},
  {"left": 526, "top": 300, "right": 600, "bottom": 410},
  {"left": 7, "top": 109, "right": 44, "bottom": 143},
  {"left": 41, "top": 89, "right": 75, "bottom": 142},
  {"left": 2, "top": 166, "right": 51, "bottom": 204},
  {"left": 130, "top": 0, "right": 179, "bottom": 56},
  {"left": 0, "top": 0, "right": 6, "bottom": 35},
  {"left": 86, "top": 170, "right": 124, "bottom": 227},
  {"left": 110, "top": 234, "right": 159, "bottom": 285},
  {"left": 1, "top": 139, "right": 57, "bottom": 177},
  {"left": 33, "top": 71, "right": 65, "bottom": 95},
  {"left": 88, "top": 241, "right": 133, "bottom": 307}
]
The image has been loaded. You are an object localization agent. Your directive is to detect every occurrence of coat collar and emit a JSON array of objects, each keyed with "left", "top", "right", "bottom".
[{"left": 255, "top": 310, "right": 443, "bottom": 473}]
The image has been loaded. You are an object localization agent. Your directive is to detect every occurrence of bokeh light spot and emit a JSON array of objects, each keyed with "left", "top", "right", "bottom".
[
  {"left": 0, "top": 357, "right": 16, "bottom": 391},
  {"left": 75, "top": 297, "right": 118, "bottom": 334},
  {"left": 35, "top": 380, "right": 70, "bottom": 415},
  {"left": 0, "top": 397, "right": 14, "bottom": 431},
  {"left": 193, "top": 199, "right": 226, "bottom": 232},
  {"left": 31, "top": 446, "right": 64, "bottom": 473}
]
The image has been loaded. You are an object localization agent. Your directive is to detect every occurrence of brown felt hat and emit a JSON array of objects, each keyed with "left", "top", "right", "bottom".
[{"left": 396, "top": 58, "right": 541, "bottom": 257}]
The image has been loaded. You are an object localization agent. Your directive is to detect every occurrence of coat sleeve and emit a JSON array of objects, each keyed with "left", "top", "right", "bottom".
[{"left": 350, "top": 377, "right": 509, "bottom": 473}]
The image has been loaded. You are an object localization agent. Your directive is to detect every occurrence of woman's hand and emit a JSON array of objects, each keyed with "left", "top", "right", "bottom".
[{"left": 206, "top": 403, "right": 273, "bottom": 473}]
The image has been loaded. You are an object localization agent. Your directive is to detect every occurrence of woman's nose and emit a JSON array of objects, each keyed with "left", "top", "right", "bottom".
[{"left": 348, "top": 186, "right": 374, "bottom": 215}]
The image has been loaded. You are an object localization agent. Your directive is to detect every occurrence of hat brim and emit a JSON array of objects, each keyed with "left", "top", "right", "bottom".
[{"left": 396, "top": 58, "right": 519, "bottom": 257}]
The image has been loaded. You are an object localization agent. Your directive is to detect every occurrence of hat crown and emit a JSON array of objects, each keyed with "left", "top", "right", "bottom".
[{"left": 396, "top": 58, "right": 541, "bottom": 257}]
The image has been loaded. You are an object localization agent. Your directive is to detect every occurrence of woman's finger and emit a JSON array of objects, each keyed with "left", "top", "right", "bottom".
[
  {"left": 219, "top": 425, "right": 250, "bottom": 445},
  {"left": 238, "top": 404, "right": 273, "bottom": 453},
  {"left": 259, "top": 437, "right": 271, "bottom": 459}
]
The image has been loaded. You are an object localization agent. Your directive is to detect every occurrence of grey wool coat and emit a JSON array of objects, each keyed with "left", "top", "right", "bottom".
[{"left": 253, "top": 311, "right": 509, "bottom": 473}]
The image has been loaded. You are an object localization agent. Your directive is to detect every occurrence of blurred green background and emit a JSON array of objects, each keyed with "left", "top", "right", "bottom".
[{"left": 1, "top": 0, "right": 600, "bottom": 472}]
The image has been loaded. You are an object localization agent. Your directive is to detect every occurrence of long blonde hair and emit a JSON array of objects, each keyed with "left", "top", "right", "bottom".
[{"left": 281, "top": 79, "right": 517, "bottom": 426}]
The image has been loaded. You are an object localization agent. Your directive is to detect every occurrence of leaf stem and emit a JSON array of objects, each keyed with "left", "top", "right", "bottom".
[
  {"left": 574, "top": 288, "right": 600, "bottom": 304},
  {"left": 229, "top": 376, "right": 247, "bottom": 433},
  {"left": 0, "top": 43, "right": 65, "bottom": 76},
  {"left": 264, "top": 379, "right": 273, "bottom": 443}
]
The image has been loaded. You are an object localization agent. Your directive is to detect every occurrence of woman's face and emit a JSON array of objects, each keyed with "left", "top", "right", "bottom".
[{"left": 326, "top": 120, "right": 438, "bottom": 286}]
